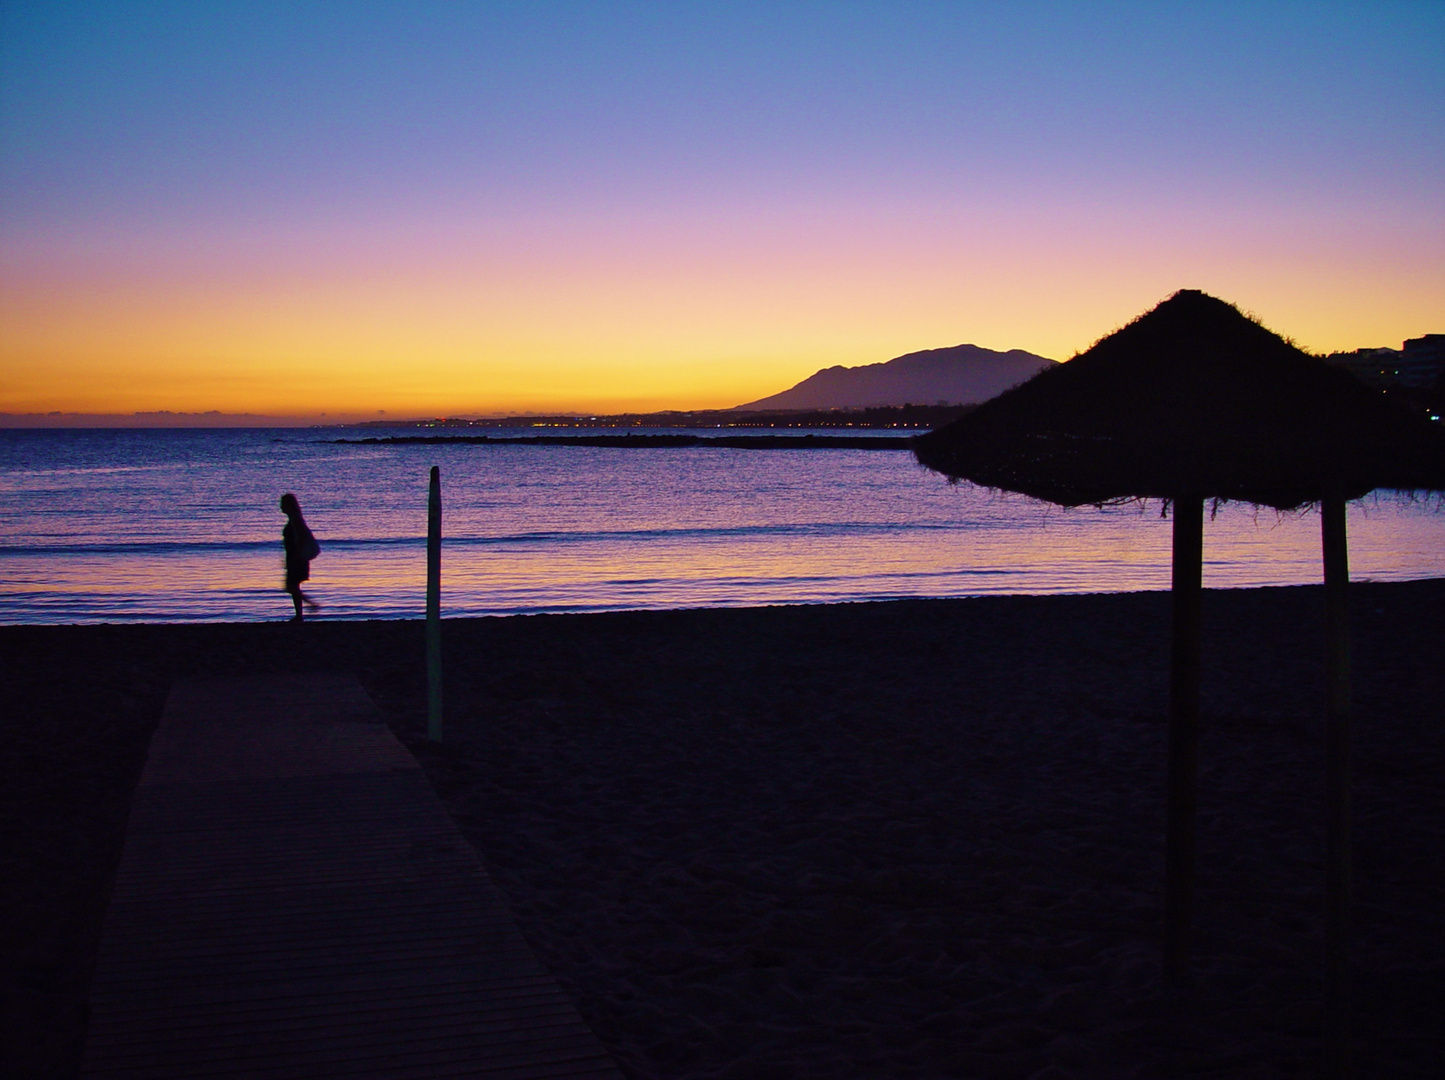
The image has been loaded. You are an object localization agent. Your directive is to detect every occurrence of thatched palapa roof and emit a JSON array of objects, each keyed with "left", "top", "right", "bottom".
[{"left": 913, "top": 290, "right": 1445, "bottom": 509}]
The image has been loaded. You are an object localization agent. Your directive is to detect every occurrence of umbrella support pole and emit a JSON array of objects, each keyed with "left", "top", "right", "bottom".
[
  {"left": 1165, "top": 495, "right": 1203, "bottom": 987},
  {"left": 427, "top": 465, "right": 444, "bottom": 743},
  {"left": 1322, "top": 495, "right": 1352, "bottom": 1076}
]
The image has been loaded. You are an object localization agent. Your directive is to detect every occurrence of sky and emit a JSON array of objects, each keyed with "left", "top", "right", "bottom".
[{"left": 2, "top": 2, "right": 1442, "bottom": 420}]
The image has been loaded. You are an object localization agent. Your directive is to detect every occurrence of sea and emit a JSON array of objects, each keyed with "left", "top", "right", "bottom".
[{"left": 2, "top": 426, "right": 1442, "bottom": 625}]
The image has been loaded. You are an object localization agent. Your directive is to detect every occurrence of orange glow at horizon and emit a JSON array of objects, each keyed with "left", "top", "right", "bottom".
[{"left": 4, "top": 196, "right": 1442, "bottom": 418}]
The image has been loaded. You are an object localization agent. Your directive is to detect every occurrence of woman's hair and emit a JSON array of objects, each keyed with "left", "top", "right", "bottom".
[{"left": 280, "top": 492, "right": 301, "bottom": 517}]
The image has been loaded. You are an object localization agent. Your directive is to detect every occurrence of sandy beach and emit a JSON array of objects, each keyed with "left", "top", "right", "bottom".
[{"left": 3, "top": 581, "right": 1442, "bottom": 1078}]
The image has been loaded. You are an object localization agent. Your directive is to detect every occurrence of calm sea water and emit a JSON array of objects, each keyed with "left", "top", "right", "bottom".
[{"left": 1, "top": 427, "right": 1442, "bottom": 624}]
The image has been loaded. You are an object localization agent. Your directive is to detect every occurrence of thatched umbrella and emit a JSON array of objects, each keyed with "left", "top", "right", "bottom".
[{"left": 913, "top": 290, "right": 1445, "bottom": 1039}]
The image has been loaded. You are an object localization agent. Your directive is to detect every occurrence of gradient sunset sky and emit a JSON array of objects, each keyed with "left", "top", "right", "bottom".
[{"left": 2, "top": 2, "right": 1442, "bottom": 419}]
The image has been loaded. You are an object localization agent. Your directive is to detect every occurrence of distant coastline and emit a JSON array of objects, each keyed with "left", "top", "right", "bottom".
[
  {"left": 0, "top": 411, "right": 332, "bottom": 429},
  {"left": 1, "top": 403, "right": 975, "bottom": 431},
  {"left": 349, "top": 404, "right": 976, "bottom": 431},
  {"left": 335, "top": 433, "right": 915, "bottom": 449}
]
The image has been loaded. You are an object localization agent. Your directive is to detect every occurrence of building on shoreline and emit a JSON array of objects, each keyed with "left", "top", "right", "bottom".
[
  {"left": 1325, "top": 334, "right": 1444, "bottom": 391},
  {"left": 1400, "top": 335, "right": 1445, "bottom": 389}
]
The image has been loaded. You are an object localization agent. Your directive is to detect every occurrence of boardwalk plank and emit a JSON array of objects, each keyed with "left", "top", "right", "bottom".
[{"left": 81, "top": 674, "right": 621, "bottom": 1079}]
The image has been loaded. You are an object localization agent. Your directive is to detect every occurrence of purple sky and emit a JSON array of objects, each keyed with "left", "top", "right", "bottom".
[{"left": 3, "top": 2, "right": 1442, "bottom": 417}]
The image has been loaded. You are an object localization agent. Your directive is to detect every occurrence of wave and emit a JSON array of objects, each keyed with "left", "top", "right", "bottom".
[{"left": 0, "top": 520, "right": 966, "bottom": 557}]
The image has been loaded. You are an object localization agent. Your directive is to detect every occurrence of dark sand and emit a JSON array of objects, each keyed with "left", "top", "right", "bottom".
[{"left": 3, "top": 582, "right": 1442, "bottom": 1078}]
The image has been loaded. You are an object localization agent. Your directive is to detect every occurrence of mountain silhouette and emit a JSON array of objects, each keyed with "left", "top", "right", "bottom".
[{"left": 736, "top": 344, "right": 1057, "bottom": 410}]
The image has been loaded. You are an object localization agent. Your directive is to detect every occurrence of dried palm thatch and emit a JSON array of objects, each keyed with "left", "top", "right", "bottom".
[
  {"left": 912, "top": 289, "right": 1444, "bottom": 1073},
  {"left": 913, "top": 289, "right": 1445, "bottom": 508}
]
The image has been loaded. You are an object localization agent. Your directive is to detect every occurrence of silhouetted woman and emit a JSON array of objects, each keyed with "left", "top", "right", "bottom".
[{"left": 280, "top": 493, "right": 320, "bottom": 621}]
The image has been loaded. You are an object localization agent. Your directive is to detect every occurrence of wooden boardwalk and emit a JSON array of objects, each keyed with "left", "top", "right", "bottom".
[{"left": 81, "top": 673, "right": 622, "bottom": 1080}]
